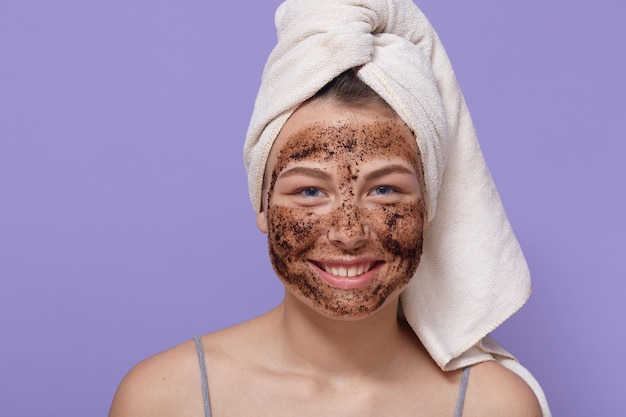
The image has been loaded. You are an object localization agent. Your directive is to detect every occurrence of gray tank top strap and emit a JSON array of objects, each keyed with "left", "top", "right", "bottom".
[
  {"left": 454, "top": 367, "right": 470, "bottom": 417},
  {"left": 193, "top": 336, "right": 212, "bottom": 417}
]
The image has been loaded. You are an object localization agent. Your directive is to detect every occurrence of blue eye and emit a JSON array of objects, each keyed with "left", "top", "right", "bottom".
[
  {"left": 372, "top": 185, "right": 394, "bottom": 195},
  {"left": 300, "top": 187, "right": 324, "bottom": 197}
]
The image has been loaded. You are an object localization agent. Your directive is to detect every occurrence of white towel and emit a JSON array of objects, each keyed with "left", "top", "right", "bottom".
[{"left": 243, "top": 1, "right": 550, "bottom": 415}]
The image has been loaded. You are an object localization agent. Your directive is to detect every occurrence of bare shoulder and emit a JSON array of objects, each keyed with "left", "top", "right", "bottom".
[
  {"left": 108, "top": 315, "right": 273, "bottom": 417},
  {"left": 464, "top": 360, "right": 542, "bottom": 417},
  {"left": 108, "top": 339, "right": 204, "bottom": 417}
]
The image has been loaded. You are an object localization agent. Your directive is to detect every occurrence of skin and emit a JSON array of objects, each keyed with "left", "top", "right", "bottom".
[{"left": 108, "top": 98, "right": 543, "bottom": 417}]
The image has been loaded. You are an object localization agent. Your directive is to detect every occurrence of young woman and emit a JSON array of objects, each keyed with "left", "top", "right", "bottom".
[{"left": 109, "top": 1, "right": 550, "bottom": 416}]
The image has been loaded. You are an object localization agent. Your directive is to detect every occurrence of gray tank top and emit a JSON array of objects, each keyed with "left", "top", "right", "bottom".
[{"left": 194, "top": 336, "right": 470, "bottom": 417}]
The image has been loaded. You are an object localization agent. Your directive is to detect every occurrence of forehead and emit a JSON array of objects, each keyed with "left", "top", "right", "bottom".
[{"left": 267, "top": 99, "right": 421, "bottom": 176}]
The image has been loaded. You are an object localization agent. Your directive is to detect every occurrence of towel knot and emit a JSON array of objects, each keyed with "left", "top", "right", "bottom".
[
  {"left": 275, "top": 0, "right": 389, "bottom": 42},
  {"left": 266, "top": 0, "right": 391, "bottom": 111}
]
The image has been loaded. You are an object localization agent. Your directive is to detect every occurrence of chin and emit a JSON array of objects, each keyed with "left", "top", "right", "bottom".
[{"left": 294, "top": 283, "right": 406, "bottom": 321}]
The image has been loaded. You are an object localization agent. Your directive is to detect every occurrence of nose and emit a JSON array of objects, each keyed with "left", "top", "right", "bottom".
[{"left": 327, "top": 204, "right": 370, "bottom": 249}]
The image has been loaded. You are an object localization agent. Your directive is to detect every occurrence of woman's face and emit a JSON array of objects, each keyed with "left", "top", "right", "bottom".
[{"left": 257, "top": 99, "right": 426, "bottom": 319}]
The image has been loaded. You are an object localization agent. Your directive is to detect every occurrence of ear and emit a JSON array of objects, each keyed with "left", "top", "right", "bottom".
[{"left": 256, "top": 211, "right": 268, "bottom": 234}]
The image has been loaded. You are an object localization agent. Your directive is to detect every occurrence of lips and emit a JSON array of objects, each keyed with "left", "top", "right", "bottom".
[
  {"left": 317, "top": 261, "right": 375, "bottom": 277},
  {"left": 309, "top": 259, "right": 384, "bottom": 289}
]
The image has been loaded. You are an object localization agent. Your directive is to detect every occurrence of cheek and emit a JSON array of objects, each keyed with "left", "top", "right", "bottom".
[
  {"left": 265, "top": 206, "right": 326, "bottom": 271},
  {"left": 364, "top": 202, "right": 425, "bottom": 268},
  {"left": 266, "top": 207, "right": 323, "bottom": 251}
]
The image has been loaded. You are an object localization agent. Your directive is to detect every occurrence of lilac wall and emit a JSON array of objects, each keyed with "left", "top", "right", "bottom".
[{"left": 1, "top": 1, "right": 623, "bottom": 415}]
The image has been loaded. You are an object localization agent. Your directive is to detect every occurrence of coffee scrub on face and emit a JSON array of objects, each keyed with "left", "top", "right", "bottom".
[{"left": 265, "top": 116, "right": 426, "bottom": 319}]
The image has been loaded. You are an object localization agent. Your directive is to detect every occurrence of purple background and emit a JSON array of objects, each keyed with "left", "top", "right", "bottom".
[{"left": 1, "top": 0, "right": 623, "bottom": 415}]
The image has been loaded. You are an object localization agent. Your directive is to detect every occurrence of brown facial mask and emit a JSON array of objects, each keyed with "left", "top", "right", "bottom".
[{"left": 266, "top": 118, "right": 426, "bottom": 318}]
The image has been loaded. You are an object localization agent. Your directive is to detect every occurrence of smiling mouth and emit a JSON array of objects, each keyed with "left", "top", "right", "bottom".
[{"left": 312, "top": 261, "right": 380, "bottom": 278}]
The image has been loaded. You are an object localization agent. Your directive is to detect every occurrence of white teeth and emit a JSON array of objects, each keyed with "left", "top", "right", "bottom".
[{"left": 323, "top": 263, "right": 373, "bottom": 277}]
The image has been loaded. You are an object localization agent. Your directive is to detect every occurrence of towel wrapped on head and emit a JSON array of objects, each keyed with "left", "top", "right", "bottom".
[{"left": 243, "top": 0, "right": 550, "bottom": 415}]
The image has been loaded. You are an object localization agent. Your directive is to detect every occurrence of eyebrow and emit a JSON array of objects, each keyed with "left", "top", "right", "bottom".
[
  {"left": 363, "top": 164, "right": 415, "bottom": 182},
  {"left": 277, "top": 164, "right": 415, "bottom": 182},
  {"left": 277, "top": 166, "right": 332, "bottom": 181}
]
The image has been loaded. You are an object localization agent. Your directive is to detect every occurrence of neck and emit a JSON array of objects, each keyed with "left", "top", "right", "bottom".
[{"left": 274, "top": 292, "right": 410, "bottom": 376}]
